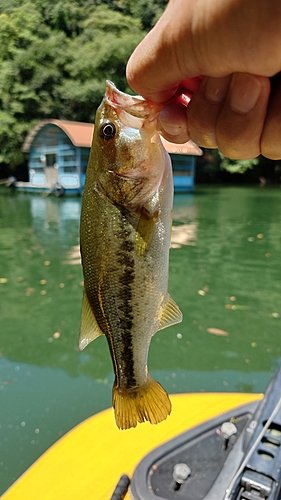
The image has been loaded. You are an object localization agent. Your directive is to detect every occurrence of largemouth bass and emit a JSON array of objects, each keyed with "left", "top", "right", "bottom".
[{"left": 79, "top": 81, "right": 182, "bottom": 430}]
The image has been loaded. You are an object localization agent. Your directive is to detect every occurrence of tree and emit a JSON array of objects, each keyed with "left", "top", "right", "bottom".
[
  {"left": 56, "top": 5, "right": 145, "bottom": 121},
  {"left": 0, "top": 0, "right": 150, "bottom": 168},
  {"left": 0, "top": 3, "right": 70, "bottom": 166},
  {"left": 120, "top": 0, "right": 167, "bottom": 30}
]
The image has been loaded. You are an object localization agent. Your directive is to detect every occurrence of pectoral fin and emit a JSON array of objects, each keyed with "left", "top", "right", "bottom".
[
  {"left": 158, "top": 294, "right": 183, "bottom": 331},
  {"left": 79, "top": 290, "right": 104, "bottom": 350},
  {"left": 135, "top": 210, "right": 158, "bottom": 256}
]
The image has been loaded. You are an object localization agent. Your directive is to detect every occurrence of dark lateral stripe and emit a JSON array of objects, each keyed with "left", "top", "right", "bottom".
[
  {"left": 117, "top": 246, "right": 137, "bottom": 389},
  {"left": 103, "top": 208, "right": 136, "bottom": 389}
]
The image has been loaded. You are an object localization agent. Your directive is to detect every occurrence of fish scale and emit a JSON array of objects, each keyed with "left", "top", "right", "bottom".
[{"left": 79, "top": 81, "right": 182, "bottom": 430}]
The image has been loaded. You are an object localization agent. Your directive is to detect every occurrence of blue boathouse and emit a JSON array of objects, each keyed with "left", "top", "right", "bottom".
[
  {"left": 161, "top": 136, "right": 202, "bottom": 192},
  {"left": 19, "top": 119, "right": 202, "bottom": 195}
]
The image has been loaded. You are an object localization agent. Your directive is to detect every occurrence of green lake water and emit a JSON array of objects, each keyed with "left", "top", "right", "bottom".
[{"left": 0, "top": 185, "right": 281, "bottom": 494}]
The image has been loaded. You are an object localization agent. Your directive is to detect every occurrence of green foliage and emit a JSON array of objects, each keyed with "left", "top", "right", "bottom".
[
  {"left": 0, "top": 0, "right": 165, "bottom": 168},
  {"left": 0, "top": 3, "right": 71, "bottom": 165},
  {"left": 57, "top": 5, "right": 144, "bottom": 120},
  {"left": 195, "top": 149, "right": 280, "bottom": 184},
  {"left": 120, "top": 0, "right": 167, "bottom": 30},
  {"left": 219, "top": 152, "right": 259, "bottom": 174}
]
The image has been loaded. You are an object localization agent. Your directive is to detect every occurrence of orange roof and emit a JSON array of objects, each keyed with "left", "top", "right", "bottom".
[
  {"left": 22, "top": 119, "right": 202, "bottom": 156},
  {"left": 57, "top": 120, "right": 94, "bottom": 147},
  {"left": 22, "top": 120, "right": 94, "bottom": 152}
]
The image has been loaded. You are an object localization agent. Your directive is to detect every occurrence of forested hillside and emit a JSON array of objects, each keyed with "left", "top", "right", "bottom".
[
  {"left": 0, "top": 0, "right": 166, "bottom": 167},
  {"left": 1, "top": 0, "right": 280, "bottom": 184}
]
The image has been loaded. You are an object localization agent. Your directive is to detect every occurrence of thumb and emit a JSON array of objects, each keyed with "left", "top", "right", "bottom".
[
  {"left": 126, "top": 0, "right": 281, "bottom": 102},
  {"left": 126, "top": 10, "right": 195, "bottom": 102}
]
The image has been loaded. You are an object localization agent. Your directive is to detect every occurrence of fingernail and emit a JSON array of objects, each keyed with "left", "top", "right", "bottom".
[
  {"left": 159, "top": 103, "right": 188, "bottom": 137},
  {"left": 205, "top": 76, "right": 230, "bottom": 103},
  {"left": 230, "top": 74, "right": 262, "bottom": 114},
  {"left": 202, "top": 132, "right": 217, "bottom": 148},
  {"left": 195, "top": 131, "right": 217, "bottom": 149}
]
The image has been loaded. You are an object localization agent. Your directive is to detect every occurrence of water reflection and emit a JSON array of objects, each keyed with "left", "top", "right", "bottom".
[
  {"left": 64, "top": 219, "right": 198, "bottom": 266},
  {"left": 171, "top": 223, "right": 197, "bottom": 248},
  {"left": 1, "top": 187, "right": 281, "bottom": 493},
  {"left": 30, "top": 197, "right": 81, "bottom": 223}
]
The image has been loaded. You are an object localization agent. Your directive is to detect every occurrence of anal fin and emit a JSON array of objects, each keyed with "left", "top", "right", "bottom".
[
  {"left": 158, "top": 294, "right": 183, "bottom": 332},
  {"left": 79, "top": 290, "right": 104, "bottom": 350}
]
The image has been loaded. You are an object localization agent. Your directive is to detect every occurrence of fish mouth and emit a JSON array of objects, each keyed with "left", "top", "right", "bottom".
[
  {"left": 112, "top": 168, "right": 147, "bottom": 182},
  {"left": 105, "top": 80, "right": 162, "bottom": 122},
  {"left": 115, "top": 172, "right": 147, "bottom": 182}
]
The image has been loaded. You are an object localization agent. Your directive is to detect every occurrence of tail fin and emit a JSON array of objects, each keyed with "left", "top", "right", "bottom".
[{"left": 112, "top": 376, "right": 171, "bottom": 430}]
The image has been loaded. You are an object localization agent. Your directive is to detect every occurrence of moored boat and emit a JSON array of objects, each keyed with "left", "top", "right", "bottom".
[
  {"left": 130, "top": 367, "right": 281, "bottom": 500},
  {"left": 3, "top": 368, "right": 281, "bottom": 500}
]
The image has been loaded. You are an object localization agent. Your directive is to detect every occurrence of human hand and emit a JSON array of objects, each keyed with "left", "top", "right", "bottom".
[{"left": 126, "top": 0, "right": 281, "bottom": 160}]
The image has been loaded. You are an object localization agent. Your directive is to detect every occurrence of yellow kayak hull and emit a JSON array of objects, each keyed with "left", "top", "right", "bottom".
[{"left": 2, "top": 392, "right": 262, "bottom": 500}]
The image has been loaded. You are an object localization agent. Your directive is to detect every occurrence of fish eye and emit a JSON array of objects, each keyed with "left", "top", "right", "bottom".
[{"left": 100, "top": 121, "right": 116, "bottom": 141}]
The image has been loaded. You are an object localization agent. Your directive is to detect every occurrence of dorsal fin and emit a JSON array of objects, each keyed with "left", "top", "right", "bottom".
[
  {"left": 79, "top": 291, "right": 104, "bottom": 351},
  {"left": 158, "top": 294, "right": 183, "bottom": 332}
]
